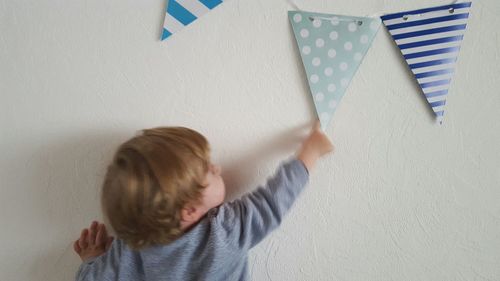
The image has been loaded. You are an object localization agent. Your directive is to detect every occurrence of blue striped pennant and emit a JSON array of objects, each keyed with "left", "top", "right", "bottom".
[
  {"left": 381, "top": 2, "right": 471, "bottom": 124},
  {"left": 161, "top": 0, "right": 224, "bottom": 41}
]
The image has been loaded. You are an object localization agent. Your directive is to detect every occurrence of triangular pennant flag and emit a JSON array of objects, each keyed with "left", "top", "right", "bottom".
[
  {"left": 381, "top": 2, "right": 472, "bottom": 124},
  {"left": 289, "top": 11, "right": 381, "bottom": 130},
  {"left": 161, "top": 0, "right": 224, "bottom": 41}
]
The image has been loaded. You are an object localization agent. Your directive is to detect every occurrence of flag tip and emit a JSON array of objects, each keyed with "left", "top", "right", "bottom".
[{"left": 161, "top": 28, "right": 172, "bottom": 41}]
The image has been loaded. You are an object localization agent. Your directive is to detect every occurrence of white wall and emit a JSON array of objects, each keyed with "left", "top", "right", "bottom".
[{"left": 1, "top": 0, "right": 499, "bottom": 280}]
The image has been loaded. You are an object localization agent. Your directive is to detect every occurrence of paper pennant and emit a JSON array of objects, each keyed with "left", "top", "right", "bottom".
[
  {"left": 381, "top": 2, "right": 472, "bottom": 124},
  {"left": 161, "top": 0, "right": 224, "bottom": 41},
  {"left": 289, "top": 11, "right": 381, "bottom": 130}
]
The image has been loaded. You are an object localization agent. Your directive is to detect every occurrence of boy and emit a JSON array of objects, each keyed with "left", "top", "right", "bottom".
[{"left": 74, "top": 120, "right": 333, "bottom": 280}]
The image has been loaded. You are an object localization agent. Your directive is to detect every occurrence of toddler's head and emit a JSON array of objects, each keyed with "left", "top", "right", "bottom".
[{"left": 101, "top": 127, "right": 225, "bottom": 250}]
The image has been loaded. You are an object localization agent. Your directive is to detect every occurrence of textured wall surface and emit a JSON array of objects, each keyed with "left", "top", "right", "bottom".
[{"left": 1, "top": 0, "right": 499, "bottom": 280}]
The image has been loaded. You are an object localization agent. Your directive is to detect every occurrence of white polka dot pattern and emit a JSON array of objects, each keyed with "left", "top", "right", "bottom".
[{"left": 289, "top": 11, "right": 381, "bottom": 130}]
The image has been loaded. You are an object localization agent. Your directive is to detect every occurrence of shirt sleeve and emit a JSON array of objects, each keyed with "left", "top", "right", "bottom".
[
  {"left": 214, "top": 157, "right": 309, "bottom": 250},
  {"left": 75, "top": 240, "right": 123, "bottom": 281},
  {"left": 75, "top": 258, "right": 99, "bottom": 281}
]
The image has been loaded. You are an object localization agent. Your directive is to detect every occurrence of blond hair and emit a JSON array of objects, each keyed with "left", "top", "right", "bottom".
[{"left": 101, "top": 127, "right": 210, "bottom": 250}]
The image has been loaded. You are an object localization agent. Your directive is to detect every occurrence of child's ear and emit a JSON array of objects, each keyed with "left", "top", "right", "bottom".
[{"left": 180, "top": 205, "right": 198, "bottom": 222}]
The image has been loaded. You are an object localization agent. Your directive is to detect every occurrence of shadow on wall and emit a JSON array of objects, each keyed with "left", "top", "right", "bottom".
[
  {"left": 26, "top": 129, "right": 126, "bottom": 281},
  {"left": 221, "top": 121, "right": 312, "bottom": 200},
  {"left": 25, "top": 122, "right": 312, "bottom": 280}
]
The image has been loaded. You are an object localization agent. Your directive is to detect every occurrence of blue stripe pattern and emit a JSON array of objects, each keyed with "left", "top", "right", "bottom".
[
  {"left": 420, "top": 79, "right": 451, "bottom": 89},
  {"left": 381, "top": 2, "right": 471, "bottom": 123},
  {"left": 398, "top": 35, "right": 463, "bottom": 50},
  {"left": 425, "top": 89, "right": 449, "bottom": 98},
  {"left": 162, "top": 0, "right": 224, "bottom": 40},
  {"left": 409, "top": 58, "right": 457, "bottom": 69},
  {"left": 392, "top": 25, "right": 467, "bottom": 40},
  {"left": 167, "top": 0, "right": 197, "bottom": 25},
  {"left": 415, "top": 68, "right": 454, "bottom": 79},
  {"left": 429, "top": 100, "right": 446, "bottom": 107},
  {"left": 199, "top": 0, "right": 222, "bottom": 9},
  {"left": 161, "top": 28, "right": 172, "bottom": 40},
  {"left": 403, "top": 46, "right": 460, "bottom": 59}
]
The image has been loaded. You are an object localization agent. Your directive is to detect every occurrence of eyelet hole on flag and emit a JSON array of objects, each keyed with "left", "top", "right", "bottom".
[
  {"left": 449, "top": 8, "right": 455, "bottom": 14},
  {"left": 308, "top": 16, "right": 363, "bottom": 25},
  {"left": 402, "top": 15, "right": 409, "bottom": 21}
]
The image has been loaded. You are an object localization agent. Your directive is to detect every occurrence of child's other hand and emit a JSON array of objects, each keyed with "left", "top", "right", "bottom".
[
  {"left": 74, "top": 221, "right": 114, "bottom": 262},
  {"left": 297, "top": 120, "right": 334, "bottom": 171}
]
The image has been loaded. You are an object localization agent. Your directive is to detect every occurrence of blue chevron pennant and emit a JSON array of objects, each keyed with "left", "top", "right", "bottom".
[
  {"left": 161, "top": 0, "right": 224, "bottom": 41},
  {"left": 381, "top": 2, "right": 472, "bottom": 124}
]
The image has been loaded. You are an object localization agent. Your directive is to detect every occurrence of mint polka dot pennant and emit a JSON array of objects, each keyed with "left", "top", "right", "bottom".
[{"left": 289, "top": 11, "right": 381, "bottom": 131}]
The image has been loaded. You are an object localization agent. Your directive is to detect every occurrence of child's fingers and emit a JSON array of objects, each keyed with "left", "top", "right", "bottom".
[
  {"left": 101, "top": 224, "right": 108, "bottom": 237},
  {"left": 89, "top": 221, "right": 98, "bottom": 245},
  {"left": 95, "top": 224, "right": 105, "bottom": 246},
  {"left": 78, "top": 229, "right": 89, "bottom": 248},
  {"left": 73, "top": 240, "right": 82, "bottom": 253}
]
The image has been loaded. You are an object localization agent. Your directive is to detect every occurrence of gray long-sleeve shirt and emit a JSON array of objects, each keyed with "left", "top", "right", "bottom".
[{"left": 76, "top": 157, "right": 309, "bottom": 281}]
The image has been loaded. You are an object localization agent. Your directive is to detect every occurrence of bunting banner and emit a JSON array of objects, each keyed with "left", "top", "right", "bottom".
[
  {"left": 161, "top": 0, "right": 224, "bottom": 41},
  {"left": 381, "top": 2, "right": 472, "bottom": 124},
  {"left": 159, "top": 1, "right": 472, "bottom": 126},
  {"left": 289, "top": 11, "right": 381, "bottom": 130}
]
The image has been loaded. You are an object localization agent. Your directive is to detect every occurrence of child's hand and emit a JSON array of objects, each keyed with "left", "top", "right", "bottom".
[
  {"left": 297, "top": 120, "right": 334, "bottom": 171},
  {"left": 73, "top": 221, "right": 114, "bottom": 262}
]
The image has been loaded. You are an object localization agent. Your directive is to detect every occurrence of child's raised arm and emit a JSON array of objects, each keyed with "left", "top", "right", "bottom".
[{"left": 214, "top": 120, "right": 333, "bottom": 250}]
